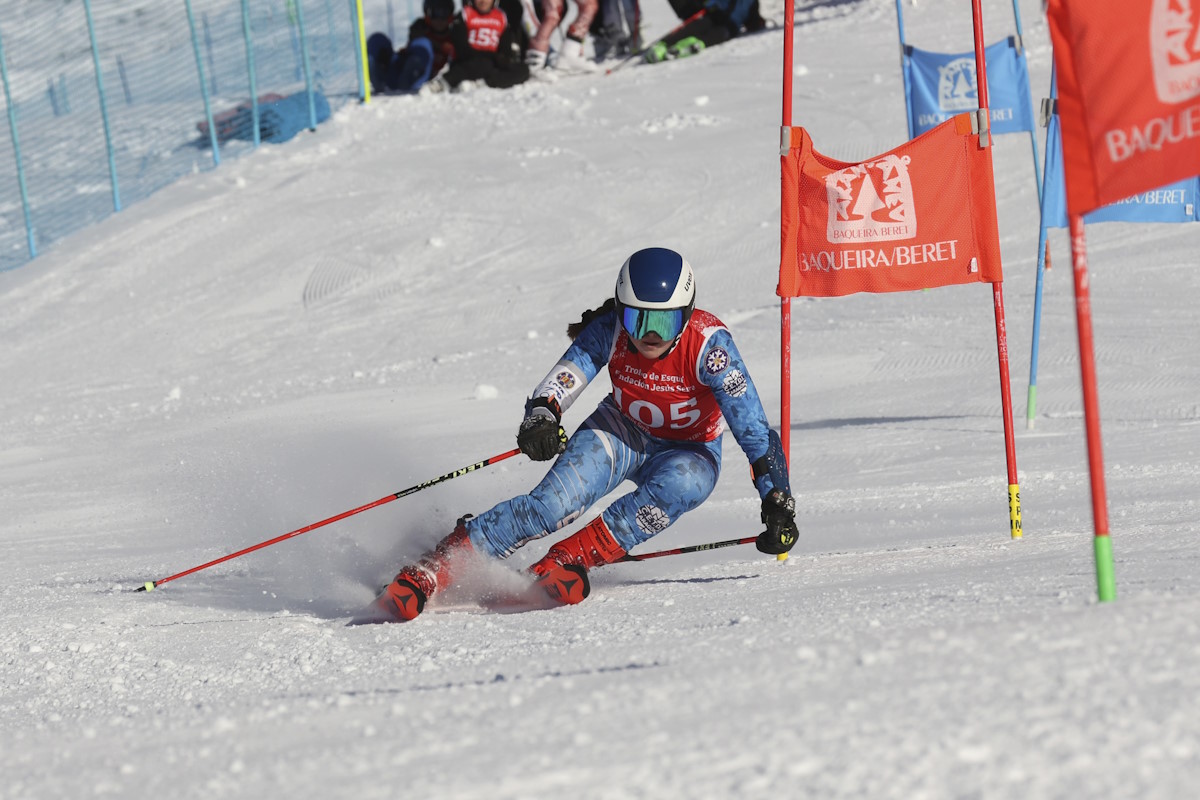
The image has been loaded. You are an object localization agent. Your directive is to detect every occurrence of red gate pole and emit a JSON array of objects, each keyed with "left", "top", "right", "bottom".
[
  {"left": 971, "top": 0, "right": 1023, "bottom": 539},
  {"left": 1068, "top": 216, "right": 1116, "bottom": 601},
  {"left": 777, "top": 0, "right": 797, "bottom": 563}
]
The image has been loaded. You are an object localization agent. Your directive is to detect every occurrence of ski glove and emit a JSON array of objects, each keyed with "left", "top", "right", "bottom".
[
  {"left": 517, "top": 397, "right": 568, "bottom": 461},
  {"left": 757, "top": 488, "right": 798, "bottom": 555}
]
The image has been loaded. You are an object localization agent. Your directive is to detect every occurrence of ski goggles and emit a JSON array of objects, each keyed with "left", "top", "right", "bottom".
[{"left": 621, "top": 305, "right": 689, "bottom": 341}]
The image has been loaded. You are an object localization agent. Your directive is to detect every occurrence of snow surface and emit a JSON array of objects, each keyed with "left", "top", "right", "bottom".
[{"left": 3, "top": 0, "right": 1199, "bottom": 797}]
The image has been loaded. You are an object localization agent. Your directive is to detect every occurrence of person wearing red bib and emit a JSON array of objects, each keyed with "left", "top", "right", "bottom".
[
  {"left": 436, "top": 0, "right": 530, "bottom": 92},
  {"left": 377, "top": 247, "right": 795, "bottom": 620}
]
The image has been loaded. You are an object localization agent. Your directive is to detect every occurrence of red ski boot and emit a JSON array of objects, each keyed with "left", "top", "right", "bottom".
[
  {"left": 374, "top": 521, "right": 475, "bottom": 621},
  {"left": 529, "top": 517, "right": 626, "bottom": 605}
]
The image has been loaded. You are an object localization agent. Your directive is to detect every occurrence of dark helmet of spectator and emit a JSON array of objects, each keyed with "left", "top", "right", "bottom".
[{"left": 424, "top": 0, "right": 454, "bottom": 20}]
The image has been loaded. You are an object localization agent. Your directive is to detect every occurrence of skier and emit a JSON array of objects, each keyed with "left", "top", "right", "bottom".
[
  {"left": 366, "top": 0, "right": 456, "bottom": 94},
  {"left": 373, "top": 247, "right": 797, "bottom": 621}
]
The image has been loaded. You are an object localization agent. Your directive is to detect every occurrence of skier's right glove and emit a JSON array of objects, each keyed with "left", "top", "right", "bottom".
[
  {"left": 757, "top": 488, "right": 798, "bottom": 555},
  {"left": 517, "top": 397, "right": 568, "bottom": 461}
]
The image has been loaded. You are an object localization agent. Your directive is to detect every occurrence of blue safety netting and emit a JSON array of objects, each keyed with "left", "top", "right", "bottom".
[{"left": 0, "top": 0, "right": 383, "bottom": 273}]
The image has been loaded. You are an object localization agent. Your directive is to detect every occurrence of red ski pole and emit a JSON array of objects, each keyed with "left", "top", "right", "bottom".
[
  {"left": 136, "top": 448, "right": 522, "bottom": 592},
  {"left": 616, "top": 533, "right": 760, "bottom": 562}
]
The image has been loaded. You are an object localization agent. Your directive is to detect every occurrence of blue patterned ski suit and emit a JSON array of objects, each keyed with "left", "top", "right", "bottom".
[{"left": 465, "top": 307, "right": 788, "bottom": 558}]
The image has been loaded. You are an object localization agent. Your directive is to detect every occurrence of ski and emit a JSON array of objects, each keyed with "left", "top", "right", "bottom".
[{"left": 346, "top": 571, "right": 564, "bottom": 625}]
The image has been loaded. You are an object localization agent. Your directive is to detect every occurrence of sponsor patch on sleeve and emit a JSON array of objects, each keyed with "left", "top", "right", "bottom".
[
  {"left": 721, "top": 369, "right": 748, "bottom": 398},
  {"left": 704, "top": 347, "right": 730, "bottom": 375}
]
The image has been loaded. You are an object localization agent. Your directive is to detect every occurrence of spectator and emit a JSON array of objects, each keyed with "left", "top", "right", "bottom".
[
  {"left": 366, "top": 0, "right": 457, "bottom": 94},
  {"left": 525, "top": 0, "right": 599, "bottom": 75},
  {"left": 430, "top": 0, "right": 531, "bottom": 92},
  {"left": 591, "top": 0, "right": 640, "bottom": 61},
  {"left": 647, "top": 0, "right": 767, "bottom": 62}
]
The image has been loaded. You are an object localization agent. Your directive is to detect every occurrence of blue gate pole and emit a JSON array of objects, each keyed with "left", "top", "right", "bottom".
[
  {"left": 1007, "top": 0, "right": 1042, "bottom": 205},
  {"left": 1027, "top": 207, "right": 1050, "bottom": 429},
  {"left": 1027, "top": 128, "right": 1043, "bottom": 204},
  {"left": 1026, "top": 69, "right": 1057, "bottom": 430},
  {"left": 0, "top": 30, "right": 36, "bottom": 260},
  {"left": 83, "top": 0, "right": 122, "bottom": 212},
  {"left": 294, "top": 0, "right": 318, "bottom": 130},
  {"left": 240, "top": 0, "right": 262, "bottom": 147},
  {"left": 387, "top": 0, "right": 395, "bottom": 41},
  {"left": 894, "top": 0, "right": 914, "bottom": 140},
  {"left": 185, "top": 0, "right": 221, "bottom": 165}
]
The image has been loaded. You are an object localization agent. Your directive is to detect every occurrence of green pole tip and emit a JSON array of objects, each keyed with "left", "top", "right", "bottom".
[{"left": 1094, "top": 536, "right": 1117, "bottom": 603}]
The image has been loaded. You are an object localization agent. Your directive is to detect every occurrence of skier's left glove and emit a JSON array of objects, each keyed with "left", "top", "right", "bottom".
[
  {"left": 757, "top": 488, "right": 798, "bottom": 555},
  {"left": 517, "top": 397, "right": 568, "bottom": 461}
]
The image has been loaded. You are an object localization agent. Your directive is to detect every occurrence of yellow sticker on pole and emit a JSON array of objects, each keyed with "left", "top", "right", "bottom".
[{"left": 1008, "top": 483, "right": 1022, "bottom": 539}]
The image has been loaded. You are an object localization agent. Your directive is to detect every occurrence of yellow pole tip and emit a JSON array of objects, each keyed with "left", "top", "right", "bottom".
[{"left": 144, "top": 582, "right": 156, "bottom": 592}]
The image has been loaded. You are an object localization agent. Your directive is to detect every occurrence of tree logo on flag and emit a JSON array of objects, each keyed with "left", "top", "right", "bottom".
[
  {"left": 825, "top": 155, "right": 917, "bottom": 244},
  {"left": 937, "top": 57, "right": 978, "bottom": 111},
  {"left": 1151, "top": 0, "right": 1200, "bottom": 104}
]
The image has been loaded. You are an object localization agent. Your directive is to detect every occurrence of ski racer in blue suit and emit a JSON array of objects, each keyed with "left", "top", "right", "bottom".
[{"left": 373, "top": 247, "right": 797, "bottom": 621}]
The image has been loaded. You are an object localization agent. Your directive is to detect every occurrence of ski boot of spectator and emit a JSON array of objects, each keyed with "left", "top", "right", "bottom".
[
  {"left": 645, "top": 41, "right": 671, "bottom": 63},
  {"left": 552, "top": 36, "right": 598, "bottom": 74},
  {"left": 669, "top": 36, "right": 706, "bottom": 59},
  {"left": 418, "top": 75, "right": 450, "bottom": 95}
]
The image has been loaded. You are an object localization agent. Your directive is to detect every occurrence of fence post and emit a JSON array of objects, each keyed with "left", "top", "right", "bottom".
[
  {"left": 47, "top": 78, "right": 60, "bottom": 116},
  {"left": 202, "top": 12, "right": 219, "bottom": 96},
  {"left": 293, "top": 0, "right": 318, "bottom": 130},
  {"left": 240, "top": 0, "right": 262, "bottom": 147},
  {"left": 288, "top": 1, "right": 303, "bottom": 80},
  {"left": 185, "top": 0, "right": 221, "bottom": 165},
  {"left": 116, "top": 56, "right": 133, "bottom": 105},
  {"left": 0, "top": 29, "right": 37, "bottom": 260},
  {"left": 83, "top": 0, "right": 122, "bottom": 212},
  {"left": 354, "top": 0, "right": 370, "bottom": 102},
  {"left": 323, "top": 0, "right": 340, "bottom": 79}
]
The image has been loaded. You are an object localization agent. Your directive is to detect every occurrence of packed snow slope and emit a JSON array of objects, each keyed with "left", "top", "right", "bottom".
[{"left": 2, "top": 0, "right": 1198, "bottom": 797}]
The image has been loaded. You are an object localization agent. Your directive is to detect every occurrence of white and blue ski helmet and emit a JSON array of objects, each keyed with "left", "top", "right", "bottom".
[{"left": 615, "top": 247, "right": 696, "bottom": 342}]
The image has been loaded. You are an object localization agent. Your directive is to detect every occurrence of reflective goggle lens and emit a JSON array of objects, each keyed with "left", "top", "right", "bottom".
[{"left": 621, "top": 306, "right": 686, "bottom": 341}]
